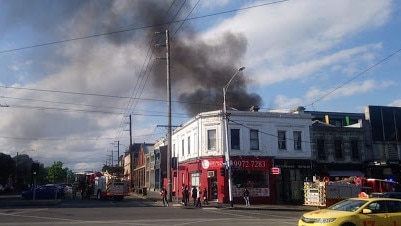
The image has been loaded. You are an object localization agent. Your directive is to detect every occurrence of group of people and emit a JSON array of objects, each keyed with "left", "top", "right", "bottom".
[
  {"left": 181, "top": 185, "right": 208, "bottom": 207},
  {"left": 161, "top": 185, "right": 210, "bottom": 207},
  {"left": 161, "top": 186, "right": 250, "bottom": 207}
]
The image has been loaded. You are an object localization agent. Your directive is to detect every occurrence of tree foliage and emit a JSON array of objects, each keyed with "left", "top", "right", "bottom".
[
  {"left": 0, "top": 153, "right": 15, "bottom": 186},
  {"left": 14, "top": 154, "right": 34, "bottom": 189},
  {"left": 46, "top": 161, "right": 68, "bottom": 183}
]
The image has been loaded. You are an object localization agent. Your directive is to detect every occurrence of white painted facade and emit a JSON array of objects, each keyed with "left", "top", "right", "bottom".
[{"left": 172, "top": 109, "right": 313, "bottom": 162}]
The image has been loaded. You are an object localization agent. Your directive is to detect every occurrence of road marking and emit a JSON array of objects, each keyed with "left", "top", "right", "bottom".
[{"left": 0, "top": 208, "right": 48, "bottom": 216}]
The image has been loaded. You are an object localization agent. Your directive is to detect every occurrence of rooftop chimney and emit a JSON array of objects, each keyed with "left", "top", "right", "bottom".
[{"left": 250, "top": 106, "right": 260, "bottom": 112}]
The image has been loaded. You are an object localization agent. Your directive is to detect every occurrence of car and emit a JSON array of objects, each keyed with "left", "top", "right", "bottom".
[
  {"left": 21, "top": 185, "right": 65, "bottom": 200},
  {"left": 298, "top": 197, "right": 401, "bottom": 226}
]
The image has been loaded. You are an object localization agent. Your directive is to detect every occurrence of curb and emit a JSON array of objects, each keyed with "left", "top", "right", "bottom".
[{"left": 131, "top": 194, "right": 313, "bottom": 212}]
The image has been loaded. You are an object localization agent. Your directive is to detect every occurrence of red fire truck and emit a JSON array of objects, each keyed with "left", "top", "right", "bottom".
[{"left": 304, "top": 177, "right": 398, "bottom": 207}]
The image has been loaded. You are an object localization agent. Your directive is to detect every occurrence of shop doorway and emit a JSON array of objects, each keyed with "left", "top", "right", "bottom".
[{"left": 208, "top": 176, "right": 218, "bottom": 200}]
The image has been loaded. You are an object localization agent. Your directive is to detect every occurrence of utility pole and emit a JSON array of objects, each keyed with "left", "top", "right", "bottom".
[
  {"left": 117, "top": 141, "right": 120, "bottom": 167},
  {"left": 129, "top": 115, "right": 132, "bottom": 152},
  {"left": 155, "top": 30, "right": 172, "bottom": 201},
  {"left": 166, "top": 29, "right": 172, "bottom": 202}
]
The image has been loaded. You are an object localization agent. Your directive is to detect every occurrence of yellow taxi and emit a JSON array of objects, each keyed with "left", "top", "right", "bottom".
[{"left": 298, "top": 197, "right": 401, "bottom": 226}]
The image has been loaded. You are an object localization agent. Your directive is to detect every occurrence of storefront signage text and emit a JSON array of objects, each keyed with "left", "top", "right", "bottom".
[{"left": 231, "top": 159, "right": 269, "bottom": 170}]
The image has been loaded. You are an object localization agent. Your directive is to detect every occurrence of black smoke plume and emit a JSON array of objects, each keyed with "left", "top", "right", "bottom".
[
  {"left": 2, "top": 0, "right": 262, "bottom": 117},
  {"left": 124, "top": 0, "right": 262, "bottom": 116}
]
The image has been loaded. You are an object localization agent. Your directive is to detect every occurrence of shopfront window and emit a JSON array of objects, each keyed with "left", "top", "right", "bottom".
[
  {"left": 191, "top": 172, "right": 200, "bottom": 187},
  {"left": 232, "top": 170, "right": 269, "bottom": 188}
]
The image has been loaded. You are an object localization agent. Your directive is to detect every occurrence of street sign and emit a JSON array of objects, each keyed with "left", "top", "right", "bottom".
[{"left": 271, "top": 167, "right": 280, "bottom": 175}]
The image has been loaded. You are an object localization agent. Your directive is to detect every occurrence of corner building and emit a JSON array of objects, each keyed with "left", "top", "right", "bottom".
[{"left": 171, "top": 108, "right": 312, "bottom": 204}]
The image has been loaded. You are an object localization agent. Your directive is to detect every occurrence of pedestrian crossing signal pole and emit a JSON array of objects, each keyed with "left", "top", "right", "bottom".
[{"left": 32, "top": 162, "right": 39, "bottom": 200}]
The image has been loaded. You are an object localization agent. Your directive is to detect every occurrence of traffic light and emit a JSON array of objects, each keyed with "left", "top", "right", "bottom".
[
  {"left": 220, "top": 167, "right": 225, "bottom": 177},
  {"left": 32, "top": 162, "right": 39, "bottom": 176}
]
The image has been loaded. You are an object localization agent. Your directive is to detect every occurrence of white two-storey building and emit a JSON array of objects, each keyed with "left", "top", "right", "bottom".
[{"left": 171, "top": 107, "right": 312, "bottom": 204}]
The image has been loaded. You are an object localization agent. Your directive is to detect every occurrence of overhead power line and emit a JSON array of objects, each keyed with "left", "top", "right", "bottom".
[
  {"left": 305, "top": 47, "right": 401, "bottom": 108},
  {"left": 0, "top": 0, "right": 290, "bottom": 54}
]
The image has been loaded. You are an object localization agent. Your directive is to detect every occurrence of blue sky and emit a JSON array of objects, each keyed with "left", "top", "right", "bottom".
[{"left": 0, "top": 0, "right": 400, "bottom": 172}]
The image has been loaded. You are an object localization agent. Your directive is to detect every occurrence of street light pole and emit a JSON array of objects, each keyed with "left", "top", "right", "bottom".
[{"left": 223, "top": 66, "right": 245, "bottom": 207}]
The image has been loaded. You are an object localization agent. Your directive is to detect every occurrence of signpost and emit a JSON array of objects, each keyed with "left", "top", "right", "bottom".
[{"left": 271, "top": 167, "right": 280, "bottom": 175}]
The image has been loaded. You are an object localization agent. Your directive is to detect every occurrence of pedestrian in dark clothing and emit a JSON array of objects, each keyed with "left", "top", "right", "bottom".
[
  {"left": 243, "top": 187, "right": 250, "bottom": 207},
  {"left": 203, "top": 187, "right": 209, "bottom": 205},
  {"left": 72, "top": 181, "right": 79, "bottom": 200},
  {"left": 184, "top": 185, "right": 189, "bottom": 206},
  {"left": 161, "top": 188, "right": 169, "bottom": 207},
  {"left": 181, "top": 185, "right": 185, "bottom": 204},
  {"left": 191, "top": 186, "right": 197, "bottom": 206}
]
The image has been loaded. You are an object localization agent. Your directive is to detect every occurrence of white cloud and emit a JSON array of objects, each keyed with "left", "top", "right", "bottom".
[
  {"left": 202, "top": 0, "right": 391, "bottom": 86},
  {"left": 389, "top": 100, "right": 401, "bottom": 107},
  {"left": 274, "top": 79, "right": 396, "bottom": 109}
]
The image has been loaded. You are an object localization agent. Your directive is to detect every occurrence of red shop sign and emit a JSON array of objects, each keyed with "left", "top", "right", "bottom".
[{"left": 271, "top": 167, "right": 281, "bottom": 175}]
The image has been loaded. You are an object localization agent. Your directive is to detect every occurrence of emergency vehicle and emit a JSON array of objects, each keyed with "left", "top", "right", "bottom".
[
  {"left": 75, "top": 171, "right": 129, "bottom": 201},
  {"left": 93, "top": 171, "right": 129, "bottom": 201},
  {"left": 304, "top": 177, "right": 398, "bottom": 207}
]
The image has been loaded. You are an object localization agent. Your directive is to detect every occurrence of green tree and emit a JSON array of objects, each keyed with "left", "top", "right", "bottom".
[
  {"left": 46, "top": 161, "right": 67, "bottom": 183},
  {"left": 0, "top": 153, "right": 15, "bottom": 187},
  {"left": 66, "top": 169, "right": 75, "bottom": 184},
  {"left": 13, "top": 154, "right": 34, "bottom": 190}
]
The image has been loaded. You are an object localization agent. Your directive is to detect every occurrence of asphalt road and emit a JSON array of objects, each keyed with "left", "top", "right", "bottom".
[{"left": 0, "top": 197, "right": 304, "bottom": 226}]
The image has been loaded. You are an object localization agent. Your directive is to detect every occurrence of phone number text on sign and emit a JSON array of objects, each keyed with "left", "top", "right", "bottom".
[{"left": 231, "top": 160, "right": 268, "bottom": 169}]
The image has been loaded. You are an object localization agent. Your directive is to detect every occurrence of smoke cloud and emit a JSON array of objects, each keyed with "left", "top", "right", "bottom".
[
  {"left": 94, "top": 1, "right": 262, "bottom": 116},
  {"left": 122, "top": 0, "right": 262, "bottom": 116},
  {"left": 3, "top": 0, "right": 262, "bottom": 117}
]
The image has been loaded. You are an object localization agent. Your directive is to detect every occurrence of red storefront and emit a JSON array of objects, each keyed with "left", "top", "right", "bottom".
[{"left": 172, "top": 156, "right": 275, "bottom": 204}]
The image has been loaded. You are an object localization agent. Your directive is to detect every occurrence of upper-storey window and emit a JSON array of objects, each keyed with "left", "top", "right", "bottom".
[
  {"left": 317, "top": 139, "right": 325, "bottom": 160},
  {"left": 207, "top": 129, "right": 216, "bottom": 150},
  {"left": 231, "top": 129, "right": 240, "bottom": 150},
  {"left": 250, "top": 129, "right": 259, "bottom": 150},
  {"left": 334, "top": 139, "right": 343, "bottom": 159},
  {"left": 278, "top": 130, "right": 286, "bottom": 150},
  {"left": 187, "top": 136, "right": 191, "bottom": 155},
  {"left": 181, "top": 139, "right": 185, "bottom": 156},
  {"left": 351, "top": 140, "right": 359, "bottom": 159},
  {"left": 293, "top": 131, "right": 302, "bottom": 151}
]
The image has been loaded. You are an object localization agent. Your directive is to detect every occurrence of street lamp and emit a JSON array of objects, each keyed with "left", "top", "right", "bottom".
[{"left": 223, "top": 66, "right": 245, "bottom": 207}]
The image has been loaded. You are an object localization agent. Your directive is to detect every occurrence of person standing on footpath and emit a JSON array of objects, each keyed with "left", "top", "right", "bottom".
[
  {"left": 202, "top": 187, "right": 209, "bottom": 205},
  {"left": 184, "top": 185, "right": 189, "bottom": 206},
  {"left": 196, "top": 187, "right": 202, "bottom": 207},
  {"left": 161, "top": 187, "right": 169, "bottom": 207},
  {"left": 243, "top": 186, "right": 250, "bottom": 207},
  {"left": 191, "top": 186, "right": 197, "bottom": 206}
]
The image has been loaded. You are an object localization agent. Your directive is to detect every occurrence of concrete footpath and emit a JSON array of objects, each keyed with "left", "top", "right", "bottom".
[{"left": 132, "top": 190, "right": 318, "bottom": 212}]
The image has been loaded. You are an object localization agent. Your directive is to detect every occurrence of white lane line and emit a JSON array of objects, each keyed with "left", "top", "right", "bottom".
[{"left": 0, "top": 208, "right": 48, "bottom": 216}]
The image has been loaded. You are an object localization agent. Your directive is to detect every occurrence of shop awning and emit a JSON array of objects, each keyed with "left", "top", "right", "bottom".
[{"left": 328, "top": 170, "right": 364, "bottom": 177}]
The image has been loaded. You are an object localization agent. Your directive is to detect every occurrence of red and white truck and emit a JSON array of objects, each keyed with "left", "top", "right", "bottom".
[
  {"left": 304, "top": 177, "right": 398, "bottom": 207},
  {"left": 93, "top": 171, "right": 129, "bottom": 201},
  {"left": 75, "top": 171, "right": 129, "bottom": 201}
]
